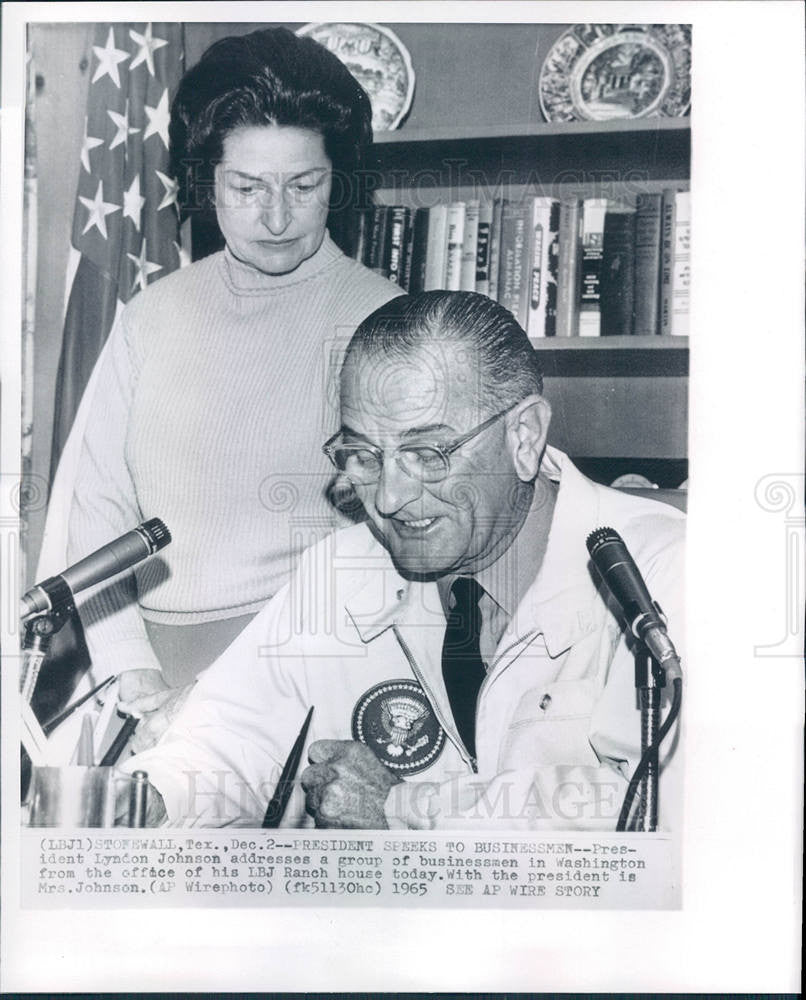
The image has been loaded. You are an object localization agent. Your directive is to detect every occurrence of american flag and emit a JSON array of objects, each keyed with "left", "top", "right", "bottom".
[{"left": 49, "top": 22, "right": 186, "bottom": 480}]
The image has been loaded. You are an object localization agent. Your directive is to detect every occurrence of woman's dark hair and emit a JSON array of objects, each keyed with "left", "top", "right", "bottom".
[
  {"left": 170, "top": 27, "right": 373, "bottom": 253},
  {"left": 344, "top": 291, "right": 544, "bottom": 411}
]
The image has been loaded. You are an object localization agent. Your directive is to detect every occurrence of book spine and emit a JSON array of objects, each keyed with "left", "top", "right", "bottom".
[
  {"left": 579, "top": 198, "right": 607, "bottom": 337},
  {"left": 423, "top": 204, "right": 449, "bottom": 290},
  {"left": 497, "top": 200, "right": 531, "bottom": 328},
  {"left": 400, "top": 209, "right": 415, "bottom": 291},
  {"left": 460, "top": 199, "right": 480, "bottom": 291},
  {"left": 445, "top": 202, "right": 466, "bottom": 291},
  {"left": 386, "top": 206, "right": 411, "bottom": 287},
  {"left": 556, "top": 198, "right": 581, "bottom": 337},
  {"left": 600, "top": 206, "right": 637, "bottom": 337},
  {"left": 633, "top": 192, "right": 663, "bottom": 336},
  {"left": 475, "top": 200, "right": 493, "bottom": 295},
  {"left": 366, "top": 205, "right": 391, "bottom": 276},
  {"left": 658, "top": 188, "right": 676, "bottom": 336},
  {"left": 545, "top": 199, "right": 560, "bottom": 337},
  {"left": 671, "top": 190, "right": 691, "bottom": 337},
  {"left": 354, "top": 208, "right": 370, "bottom": 264},
  {"left": 527, "top": 197, "right": 560, "bottom": 339},
  {"left": 407, "top": 208, "right": 430, "bottom": 294},
  {"left": 487, "top": 198, "right": 504, "bottom": 302}
]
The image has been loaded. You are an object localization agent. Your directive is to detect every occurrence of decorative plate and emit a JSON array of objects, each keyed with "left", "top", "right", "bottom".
[
  {"left": 539, "top": 23, "right": 691, "bottom": 122},
  {"left": 610, "top": 473, "right": 657, "bottom": 490},
  {"left": 296, "top": 22, "right": 415, "bottom": 132}
]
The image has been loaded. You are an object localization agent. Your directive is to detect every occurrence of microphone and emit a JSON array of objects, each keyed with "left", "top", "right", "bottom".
[
  {"left": 20, "top": 518, "right": 171, "bottom": 619},
  {"left": 586, "top": 526, "right": 682, "bottom": 681}
]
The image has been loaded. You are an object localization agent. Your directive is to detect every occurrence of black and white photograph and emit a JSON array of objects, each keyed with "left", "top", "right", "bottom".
[{"left": 0, "top": 1, "right": 802, "bottom": 993}]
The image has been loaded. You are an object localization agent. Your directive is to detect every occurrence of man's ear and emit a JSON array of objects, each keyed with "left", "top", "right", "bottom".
[{"left": 507, "top": 394, "right": 551, "bottom": 482}]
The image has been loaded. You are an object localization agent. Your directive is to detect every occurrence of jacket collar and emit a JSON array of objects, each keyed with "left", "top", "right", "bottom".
[
  {"left": 343, "top": 552, "right": 442, "bottom": 643},
  {"left": 511, "top": 447, "right": 603, "bottom": 656}
]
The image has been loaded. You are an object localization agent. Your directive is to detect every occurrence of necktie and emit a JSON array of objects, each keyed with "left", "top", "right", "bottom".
[{"left": 441, "top": 576, "right": 487, "bottom": 760}]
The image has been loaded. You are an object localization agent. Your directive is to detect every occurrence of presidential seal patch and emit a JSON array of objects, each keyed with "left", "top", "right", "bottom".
[{"left": 352, "top": 680, "right": 445, "bottom": 775}]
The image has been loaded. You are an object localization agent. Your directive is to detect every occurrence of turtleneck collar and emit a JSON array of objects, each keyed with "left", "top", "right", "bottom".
[{"left": 220, "top": 231, "right": 344, "bottom": 294}]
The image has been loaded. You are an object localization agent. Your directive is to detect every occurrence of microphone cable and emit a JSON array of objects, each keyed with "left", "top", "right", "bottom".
[{"left": 616, "top": 676, "right": 683, "bottom": 832}]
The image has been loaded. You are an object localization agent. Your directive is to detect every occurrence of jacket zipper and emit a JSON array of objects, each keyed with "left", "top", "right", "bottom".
[
  {"left": 488, "top": 631, "right": 538, "bottom": 675},
  {"left": 393, "top": 625, "right": 479, "bottom": 774}
]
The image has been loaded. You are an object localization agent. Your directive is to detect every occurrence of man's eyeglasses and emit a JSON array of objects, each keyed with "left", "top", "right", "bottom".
[{"left": 322, "top": 404, "right": 515, "bottom": 486}]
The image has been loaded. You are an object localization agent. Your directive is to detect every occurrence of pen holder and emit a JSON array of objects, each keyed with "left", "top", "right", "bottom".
[{"left": 24, "top": 765, "right": 147, "bottom": 827}]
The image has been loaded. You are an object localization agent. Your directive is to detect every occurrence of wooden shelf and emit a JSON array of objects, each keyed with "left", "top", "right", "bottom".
[
  {"left": 538, "top": 339, "right": 688, "bottom": 378},
  {"left": 369, "top": 119, "right": 690, "bottom": 191},
  {"left": 374, "top": 117, "right": 691, "bottom": 146},
  {"left": 532, "top": 336, "right": 688, "bottom": 351}
]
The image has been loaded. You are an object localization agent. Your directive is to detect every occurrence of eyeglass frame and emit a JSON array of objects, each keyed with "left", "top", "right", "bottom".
[{"left": 321, "top": 402, "right": 519, "bottom": 486}]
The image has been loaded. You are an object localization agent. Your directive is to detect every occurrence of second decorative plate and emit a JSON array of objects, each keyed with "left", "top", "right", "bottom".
[{"left": 539, "top": 23, "right": 691, "bottom": 122}]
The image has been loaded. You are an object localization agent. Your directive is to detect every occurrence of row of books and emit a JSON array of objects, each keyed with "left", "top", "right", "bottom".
[{"left": 353, "top": 191, "right": 691, "bottom": 339}]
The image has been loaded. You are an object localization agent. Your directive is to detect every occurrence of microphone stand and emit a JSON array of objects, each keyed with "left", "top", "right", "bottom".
[
  {"left": 21, "top": 590, "right": 151, "bottom": 827},
  {"left": 632, "top": 650, "right": 664, "bottom": 832},
  {"left": 20, "top": 577, "right": 75, "bottom": 704},
  {"left": 586, "top": 527, "right": 682, "bottom": 833}
]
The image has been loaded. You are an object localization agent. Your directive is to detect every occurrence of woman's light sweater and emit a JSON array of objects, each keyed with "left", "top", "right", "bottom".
[{"left": 67, "top": 234, "right": 400, "bottom": 677}]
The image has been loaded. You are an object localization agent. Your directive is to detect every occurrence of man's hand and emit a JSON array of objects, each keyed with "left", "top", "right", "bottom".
[
  {"left": 118, "top": 671, "right": 194, "bottom": 753},
  {"left": 300, "top": 740, "right": 400, "bottom": 829}
]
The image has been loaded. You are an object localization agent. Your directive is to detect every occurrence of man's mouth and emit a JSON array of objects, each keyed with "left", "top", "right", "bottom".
[{"left": 392, "top": 516, "right": 439, "bottom": 536}]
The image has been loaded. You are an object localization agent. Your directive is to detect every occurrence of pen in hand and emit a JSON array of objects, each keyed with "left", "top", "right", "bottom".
[
  {"left": 99, "top": 715, "right": 139, "bottom": 767},
  {"left": 262, "top": 706, "right": 314, "bottom": 828}
]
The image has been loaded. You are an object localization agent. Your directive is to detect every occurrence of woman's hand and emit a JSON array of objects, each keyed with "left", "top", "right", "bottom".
[
  {"left": 118, "top": 669, "right": 194, "bottom": 753},
  {"left": 117, "top": 667, "right": 171, "bottom": 707}
]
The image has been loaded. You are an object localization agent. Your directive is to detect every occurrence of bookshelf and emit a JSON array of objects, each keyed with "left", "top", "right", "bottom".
[
  {"left": 183, "top": 23, "right": 690, "bottom": 485},
  {"left": 369, "top": 119, "right": 691, "bottom": 486},
  {"left": 373, "top": 118, "right": 690, "bottom": 143}
]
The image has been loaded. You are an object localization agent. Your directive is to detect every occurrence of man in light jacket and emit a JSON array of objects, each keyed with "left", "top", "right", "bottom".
[{"left": 125, "top": 291, "right": 684, "bottom": 830}]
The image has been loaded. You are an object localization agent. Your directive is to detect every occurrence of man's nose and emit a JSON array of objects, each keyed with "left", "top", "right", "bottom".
[{"left": 373, "top": 456, "right": 423, "bottom": 516}]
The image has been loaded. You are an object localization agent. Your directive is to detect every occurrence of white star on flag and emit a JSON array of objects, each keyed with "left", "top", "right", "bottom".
[
  {"left": 80, "top": 116, "right": 104, "bottom": 173},
  {"left": 123, "top": 174, "right": 146, "bottom": 231},
  {"left": 108, "top": 102, "right": 140, "bottom": 150},
  {"left": 143, "top": 88, "right": 171, "bottom": 148},
  {"left": 91, "top": 26, "right": 130, "bottom": 89},
  {"left": 129, "top": 24, "right": 169, "bottom": 76},
  {"left": 79, "top": 180, "right": 121, "bottom": 239},
  {"left": 155, "top": 170, "right": 179, "bottom": 211},
  {"left": 127, "top": 240, "right": 163, "bottom": 293}
]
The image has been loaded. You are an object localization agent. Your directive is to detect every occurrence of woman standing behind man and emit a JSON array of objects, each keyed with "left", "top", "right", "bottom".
[{"left": 65, "top": 27, "right": 402, "bottom": 743}]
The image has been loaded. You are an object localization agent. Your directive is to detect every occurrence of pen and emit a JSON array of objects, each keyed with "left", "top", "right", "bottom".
[
  {"left": 262, "top": 706, "right": 314, "bottom": 828},
  {"left": 99, "top": 715, "right": 139, "bottom": 767},
  {"left": 42, "top": 675, "right": 116, "bottom": 735}
]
